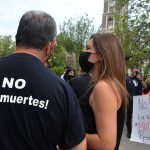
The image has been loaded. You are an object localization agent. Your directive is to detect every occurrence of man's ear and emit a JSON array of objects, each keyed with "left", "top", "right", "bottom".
[
  {"left": 45, "top": 42, "right": 52, "bottom": 56},
  {"left": 45, "top": 41, "right": 56, "bottom": 56}
]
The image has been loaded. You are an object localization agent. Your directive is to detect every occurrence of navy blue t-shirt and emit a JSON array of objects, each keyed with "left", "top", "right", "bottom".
[{"left": 0, "top": 53, "right": 85, "bottom": 150}]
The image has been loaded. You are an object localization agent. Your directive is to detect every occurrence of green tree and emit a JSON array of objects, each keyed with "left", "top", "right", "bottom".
[
  {"left": 59, "top": 13, "right": 98, "bottom": 69},
  {"left": 48, "top": 34, "right": 67, "bottom": 68},
  {"left": 59, "top": 13, "right": 96, "bottom": 53},
  {"left": 114, "top": 0, "right": 150, "bottom": 75},
  {"left": 0, "top": 35, "right": 15, "bottom": 57},
  {"left": 46, "top": 34, "right": 67, "bottom": 76}
]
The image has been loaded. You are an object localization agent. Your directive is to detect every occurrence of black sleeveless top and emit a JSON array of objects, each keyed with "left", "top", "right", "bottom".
[{"left": 80, "top": 87, "right": 125, "bottom": 150}]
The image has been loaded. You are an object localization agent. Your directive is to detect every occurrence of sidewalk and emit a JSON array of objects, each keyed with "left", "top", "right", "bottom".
[{"left": 119, "top": 126, "right": 150, "bottom": 150}]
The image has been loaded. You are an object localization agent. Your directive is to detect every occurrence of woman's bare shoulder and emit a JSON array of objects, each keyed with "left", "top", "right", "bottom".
[
  {"left": 91, "top": 80, "right": 121, "bottom": 109},
  {"left": 93, "top": 80, "right": 113, "bottom": 93}
]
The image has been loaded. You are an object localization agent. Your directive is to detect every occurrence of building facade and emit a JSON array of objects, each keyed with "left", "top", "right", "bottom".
[{"left": 102, "top": 0, "right": 115, "bottom": 32}]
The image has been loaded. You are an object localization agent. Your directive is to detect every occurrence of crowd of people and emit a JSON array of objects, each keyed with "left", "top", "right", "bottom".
[{"left": 0, "top": 10, "right": 149, "bottom": 150}]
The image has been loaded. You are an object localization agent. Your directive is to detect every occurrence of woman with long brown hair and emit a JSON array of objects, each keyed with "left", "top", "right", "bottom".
[{"left": 79, "top": 33, "right": 128, "bottom": 150}]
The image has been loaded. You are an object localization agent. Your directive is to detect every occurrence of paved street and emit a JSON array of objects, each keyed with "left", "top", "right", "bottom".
[{"left": 119, "top": 126, "right": 150, "bottom": 150}]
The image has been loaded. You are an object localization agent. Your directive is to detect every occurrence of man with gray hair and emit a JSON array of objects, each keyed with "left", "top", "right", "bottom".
[{"left": 0, "top": 10, "right": 86, "bottom": 150}]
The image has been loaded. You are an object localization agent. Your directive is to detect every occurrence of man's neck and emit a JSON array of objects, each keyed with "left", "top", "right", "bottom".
[{"left": 15, "top": 47, "right": 43, "bottom": 63}]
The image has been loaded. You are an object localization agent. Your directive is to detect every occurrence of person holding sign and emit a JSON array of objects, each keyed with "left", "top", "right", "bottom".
[
  {"left": 126, "top": 68, "right": 143, "bottom": 138},
  {"left": 0, "top": 10, "right": 86, "bottom": 150},
  {"left": 79, "top": 33, "right": 128, "bottom": 150}
]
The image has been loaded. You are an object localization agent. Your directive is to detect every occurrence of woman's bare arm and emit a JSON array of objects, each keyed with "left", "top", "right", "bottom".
[{"left": 86, "top": 81, "right": 119, "bottom": 150}]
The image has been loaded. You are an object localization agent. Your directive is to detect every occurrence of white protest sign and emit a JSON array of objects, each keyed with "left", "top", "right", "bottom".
[{"left": 131, "top": 95, "right": 150, "bottom": 144}]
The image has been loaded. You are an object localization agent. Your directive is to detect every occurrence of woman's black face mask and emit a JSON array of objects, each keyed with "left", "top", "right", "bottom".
[{"left": 79, "top": 52, "right": 94, "bottom": 73}]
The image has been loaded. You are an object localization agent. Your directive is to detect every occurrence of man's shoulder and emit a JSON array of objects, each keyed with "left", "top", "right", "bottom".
[
  {"left": 126, "top": 76, "right": 132, "bottom": 81},
  {"left": 46, "top": 70, "right": 74, "bottom": 92},
  {"left": 70, "top": 76, "right": 80, "bottom": 82},
  {"left": 39, "top": 69, "right": 67, "bottom": 87},
  {"left": 70, "top": 73, "right": 90, "bottom": 82},
  {"left": 69, "top": 76, "right": 83, "bottom": 85},
  {"left": 0, "top": 54, "right": 11, "bottom": 62}
]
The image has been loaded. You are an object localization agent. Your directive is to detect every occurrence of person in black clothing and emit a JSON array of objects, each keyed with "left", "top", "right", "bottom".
[
  {"left": 69, "top": 52, "right": 91, "bottom": 100},
  {"left": 126, "top": 68, "right": 142, "bottom": 138},
  {"left": 143, "top": 82, "right": 150, "bottom": 95},
  {"left": 69, "top": 70, "right": 91, "bottom": 100},
  {"left": 78, "top": 33, "right": 128, "bottom": 150},
  {"left": 63, "top": 67, "right": 76, "bottom": 82},
  {"left": 60, "top": 65, "right": 70, "bottom": 80},
  {"left": 0, "top": 10, "right": 86, "bottom": 150}
]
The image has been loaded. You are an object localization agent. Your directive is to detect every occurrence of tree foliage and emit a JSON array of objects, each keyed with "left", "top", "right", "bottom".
[
  {"left": 114, "top": 0, "right": 150, "bottom": 75},
  {"left": 0, "top": 35, "right": 15, "bottom": 57},
  {"left": 59, "top": 13, "right": 97, "bottom": 53},
  {"left": 48, "top": 34, "right": 67, "bottom": 68},
  {"left": 55, "top": 13, "right": 98, "bottom": 70}
]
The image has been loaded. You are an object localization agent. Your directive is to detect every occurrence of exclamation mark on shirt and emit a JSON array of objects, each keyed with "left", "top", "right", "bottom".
[{"left": 45, "top": 100, "right": 49, "bottom": 109}]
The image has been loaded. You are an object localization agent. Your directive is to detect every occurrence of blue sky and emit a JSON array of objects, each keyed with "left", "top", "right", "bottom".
[{"left": 0, "top": 0, "right": 104, "bottom": 39}]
